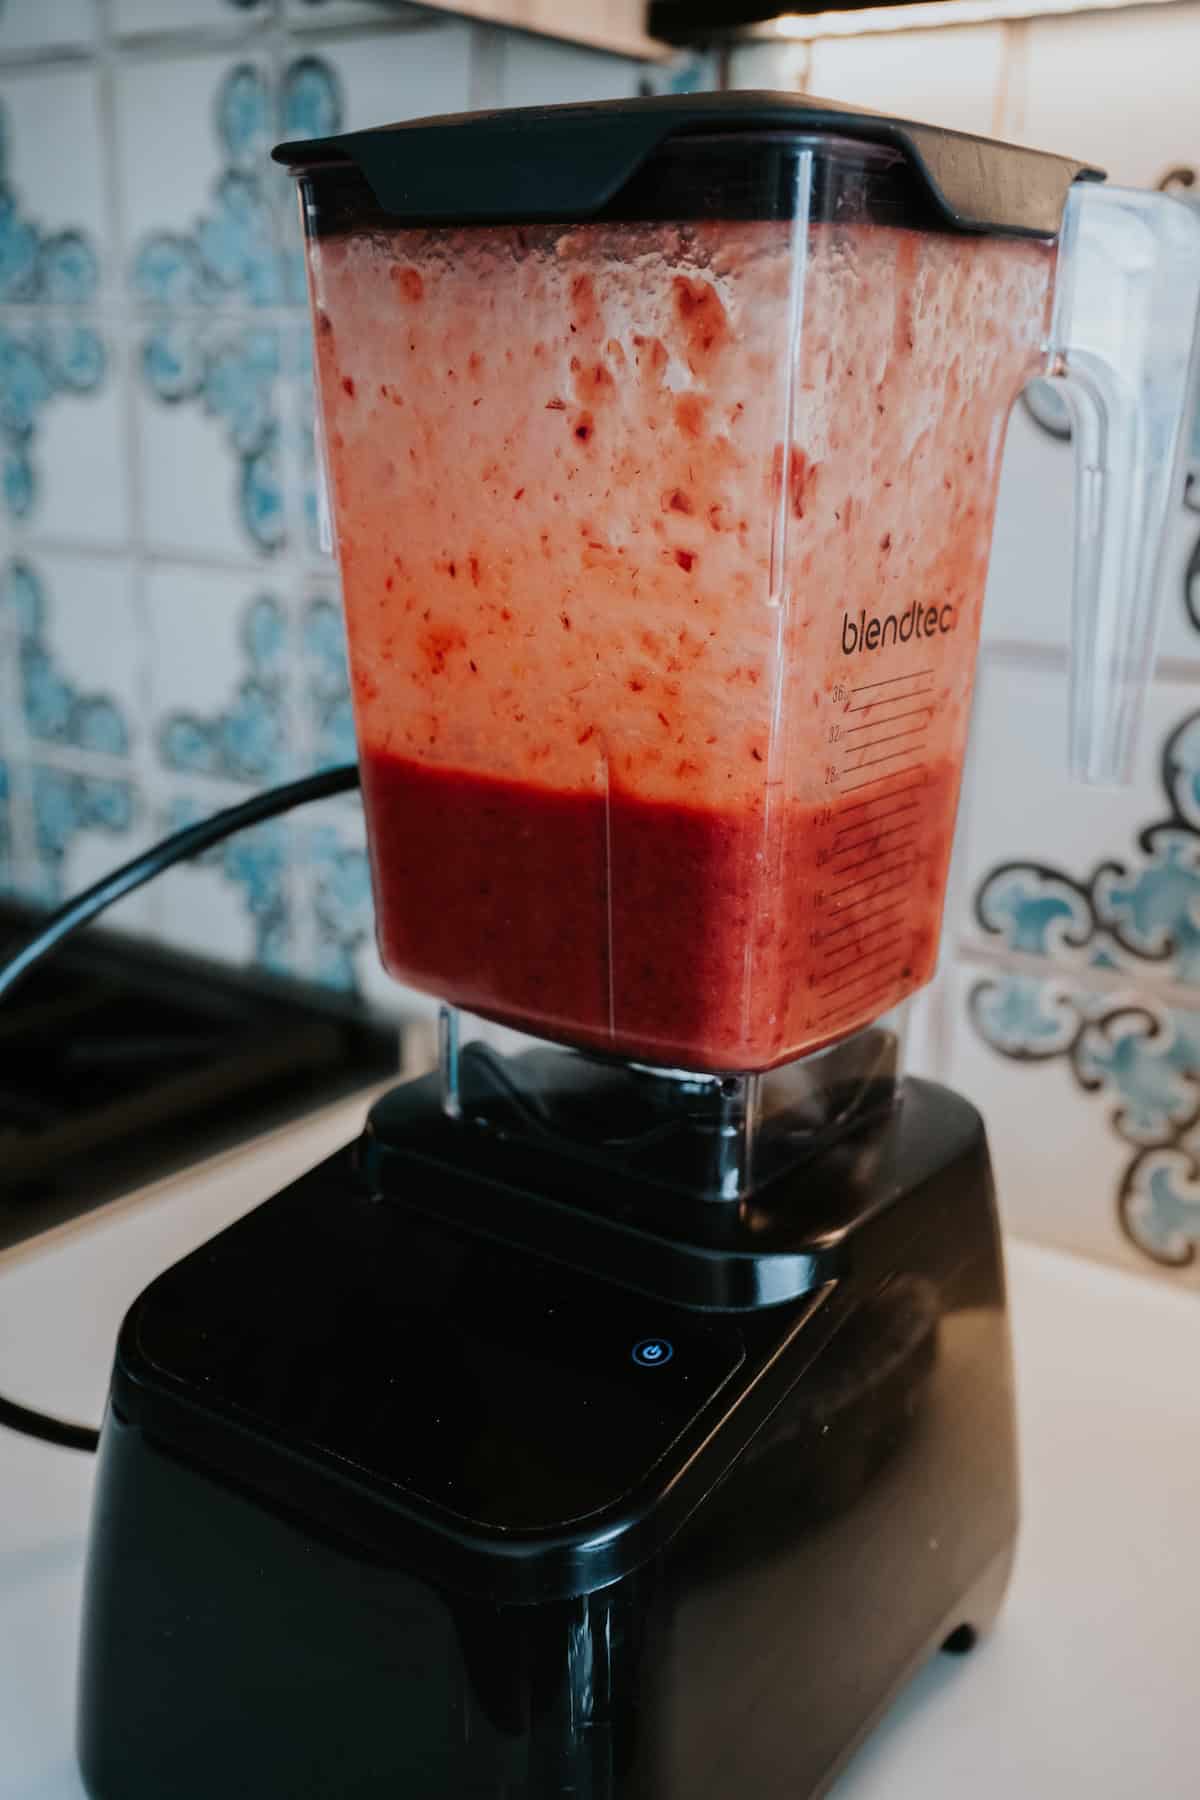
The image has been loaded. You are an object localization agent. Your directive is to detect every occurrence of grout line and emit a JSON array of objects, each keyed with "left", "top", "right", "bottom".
[
  {"left": 954, "top": 936, "right": 1200, "bottom": 1014},
  {"left": 0, "top": 45, "right": 96, "bottom": 73}
]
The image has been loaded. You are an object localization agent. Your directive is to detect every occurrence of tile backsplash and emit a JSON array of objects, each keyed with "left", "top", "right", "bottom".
[
  {"left": 0, "top": 0, "right": 706, "bottom": 1014},
  {"left": 3, "top": 0, "right": 1200, "bottom": 1287}
]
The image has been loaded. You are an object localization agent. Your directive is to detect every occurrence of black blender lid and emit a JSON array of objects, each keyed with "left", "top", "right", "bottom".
[{"left": 273, "top": 89, "right": 1104, "bottom": 238}]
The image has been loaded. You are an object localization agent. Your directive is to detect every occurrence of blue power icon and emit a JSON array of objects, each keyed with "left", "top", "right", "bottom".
[{"left": 632, "top": 1338, "right": 674, "bottom": 1368}]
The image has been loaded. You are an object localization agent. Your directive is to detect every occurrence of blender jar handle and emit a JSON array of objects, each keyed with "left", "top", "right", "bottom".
[{"left": 1042, "top": 184, "right": 1200, "bottom": 785}]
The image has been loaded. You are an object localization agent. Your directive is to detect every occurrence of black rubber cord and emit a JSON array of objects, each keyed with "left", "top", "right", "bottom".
[{"left": 0, "top": 763, "right": 360, "bottom": 1453}]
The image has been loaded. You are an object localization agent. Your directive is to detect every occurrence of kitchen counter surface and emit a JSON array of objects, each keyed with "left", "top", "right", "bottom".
[{"left": 1, "top": 1092, "right": 1198, "bottom": 1799}]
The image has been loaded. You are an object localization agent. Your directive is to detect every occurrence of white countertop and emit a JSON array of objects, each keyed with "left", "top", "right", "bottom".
[{"left": 2, "top": 1096, "right": 1198, "bottom": 1800}]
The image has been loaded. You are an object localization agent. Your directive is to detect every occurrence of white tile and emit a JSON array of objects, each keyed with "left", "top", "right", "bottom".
[
  {"left": 943, "top": 958, "right": 1200, "bottom": 1285},
  {"left": 0, "top": 65, "right": 109, "bottom": 298},
  {"left": 4, "top": 550, "right": 141, "bottom": 760},
  {"left": 113, "top": 0, "right": 273, "bottom": 34},
  {"left": 135, "top": 321, "right": 285, "bottom": 559},
  {"left": 808, "top": 24, "right": 1007, "bottom": 138},
  {"left": 983, "top": 400, "right": 1074, "bottom": 651},
  {"left": 14, "top": 321, "right": 130, "bottom": 547},
  {"left": 952, "top": 656, "right": 1198, "bottom": 963},
  {"left": 116, "top": 49, "right": 280, "bottom": 308},
  {"left": 495, "top": 30, "right": 644, "bottom": 108},
  {"left": 0, "top": 0, "right": 96, "bottom": 55},
  {"left": 147, "top": 564, "right": 292, "bottom": 785},
  {"left": 303, "top": 22, "right": 472, "bottom": 134},
  {"left": 1011, "top": 4, "right": 1200, "bottom": 188}
]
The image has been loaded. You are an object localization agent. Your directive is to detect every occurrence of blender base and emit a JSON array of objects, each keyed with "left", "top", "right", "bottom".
[{"left": 77, "top": 1076, "right": 1017, "bottom": 1799}]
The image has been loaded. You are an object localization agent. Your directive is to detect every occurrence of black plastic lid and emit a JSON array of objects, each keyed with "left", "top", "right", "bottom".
[{"left": 273, "top": 89, "right": 1103, "bottom": 239}]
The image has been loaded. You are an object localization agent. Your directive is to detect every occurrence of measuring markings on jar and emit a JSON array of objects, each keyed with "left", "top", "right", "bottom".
[
  {"left": 819, "top": 931, "right": 906, "bottom": 980},
  {"left": 844, "top": 705, "right": 932, "bottom": 733},
  {"left": 827, "top": 859, "right": 912, "bottom": 900},
  {"left": 814, "top": 963, "right": 909, "bottom": 1020},
  {"left": 841, "top": 763, "right": 927, "bottom": 795},
  {"left": 834, "top": 798, "right": 923, "bottom": 830},
  {"left": 828, "top": 876, "right": 912, "bottom": 915},
  {"left": 847, "top": 668, "right": 935, "bottom": 698},
  {"left": 804, "top": 667, "right": 939, "bottom": 1023},
  {"left": 814, "top": 900, "right": 907, "bottom": 946},
  {"left": 837, "top": 779, "right": 928, "bottom": 816}
]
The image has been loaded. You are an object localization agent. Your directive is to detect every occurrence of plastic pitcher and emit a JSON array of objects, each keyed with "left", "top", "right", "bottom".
[{"left": 277, "top": 95, "right": 1200, "bottom": 1074}]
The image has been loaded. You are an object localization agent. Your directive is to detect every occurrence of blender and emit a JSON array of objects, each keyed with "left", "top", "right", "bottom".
[{"left": 77, "top": 95, "right": 1200, "bottom": 1798}]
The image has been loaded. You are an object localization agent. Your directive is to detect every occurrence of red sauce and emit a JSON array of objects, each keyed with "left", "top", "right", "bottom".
[
  {"left": 363, "top": 747, "right": 957, "bottom": 1072},
  {"left": 310, "top": 217, "right": 1050, "bottom": 1070}
]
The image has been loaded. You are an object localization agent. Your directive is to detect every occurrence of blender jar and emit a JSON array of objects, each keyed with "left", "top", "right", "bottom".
[{"left": 279, "top": 97, "right": 1200, "bottom": 1077}]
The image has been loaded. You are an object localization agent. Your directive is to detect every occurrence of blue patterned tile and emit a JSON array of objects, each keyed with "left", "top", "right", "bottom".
[
  {"left": 2, "top": 553, "right": 139, "bottom": 759},
  {"left": 637, "top": 51, "right": 719, "bottom": 95},
  {"left": 962, "top": 685, "right": 1200, "bottom": 1276},
  {"left": 157, "top": 787, "right": 293, "bottom": 973},
  {"left": 28, "top": 762, "right": 140, "bottom": 905},
  {"left": 285, "top": 25, "right": 469, "bottom": 143},
  {"left": 301, "top": 591, "right": 354, "bottom": 770},
  {"left": 964, "top": 965, "right": 1200, "bottom": 1274},
  {"left": 305, "top": 819, "right": 373, "bottom": 992},
  {"left": 287, "top": 320, "right": 327, "bottom": 556},
  {"left": 0, "top": 68, "right": 107, "bottom": 278},
  {"left": 137, "top": 320, "right": 284, "bottom": 556},
  {"left": 974, "top": 704, "right": 1200, "bottom": 989},
  {"left": 0, "top": 86, "right": 109, "bottom": 527},
  {"left": 148, "top": 566, "right": 291, "bottom": 785},
  {"left": 122, "top": 53, "right": 343, "bottom": 315}
]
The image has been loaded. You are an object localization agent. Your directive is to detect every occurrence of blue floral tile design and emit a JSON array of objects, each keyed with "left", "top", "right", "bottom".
[
  {"left": 302, "top": 595, "right": 355, "bottom": 769},
  {"left": 158, "top": 591, "right": 289, "bottom": 782},
  {"left": 976, "top": 709, "right": 1200, "bottom": 984},
  {"left": 133, "top": 57, "right": 342, "bottom": 551},
  {"left": 972, "top": 703, "right": 1200, "bottom": 1267},
  {"left": 141, "top": 322, "right": 284, "bottom": 552},
  {"left": 132, "top": 57, "right": 343, "bottom": 312},
  {"left": 30, "top": 764, "right": 137, "bottom": 903},
  {"left": 288, "top": 325, "right": 326, "bottom": 557},
  {"left": 165, "top": 794, "right": 291, "bottom": 972},
  {"left": 308, "top": 821, "right": 372, "bottom": 991},
  {"left": 5, "top": 558, "right": 131, "bottom": 755},
  {"left": 1121, "top": 1145, "right": 1200, "bottom": 1268},
  {"left": 0, "top": 101, "right": 105, "bottom": 521}
]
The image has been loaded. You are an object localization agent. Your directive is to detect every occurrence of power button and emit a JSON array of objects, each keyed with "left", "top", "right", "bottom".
[{"left": 632, "top": 1338, "right": 674, "bottom": 1369}]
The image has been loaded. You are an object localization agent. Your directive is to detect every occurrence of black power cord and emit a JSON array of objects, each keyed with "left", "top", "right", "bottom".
[{"left": 0, "top": 763, "right": 360, "bottom": 1454}]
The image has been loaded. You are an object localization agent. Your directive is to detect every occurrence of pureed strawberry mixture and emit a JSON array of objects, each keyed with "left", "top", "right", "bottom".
[{"left": 311, "top": 216, "right": 1051, "bottom": 1071}]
